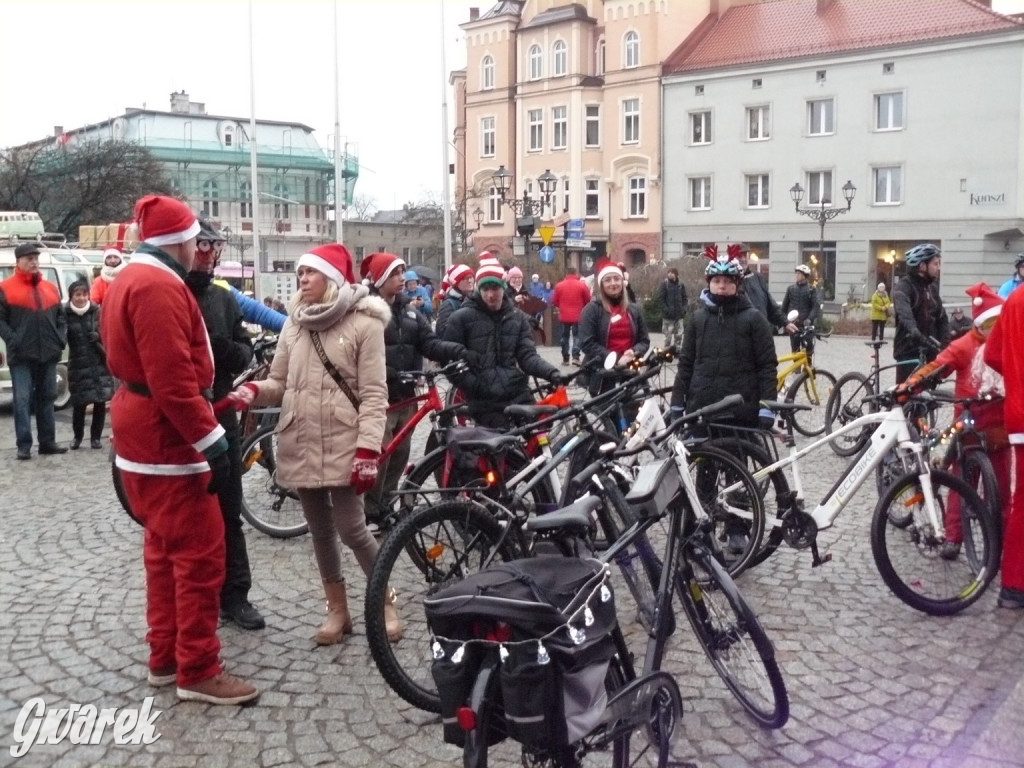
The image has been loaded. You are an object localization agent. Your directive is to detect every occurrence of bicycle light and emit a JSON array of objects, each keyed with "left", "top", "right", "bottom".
[{"left": 456, "top": 707, "right": 477, "bottom": 732}]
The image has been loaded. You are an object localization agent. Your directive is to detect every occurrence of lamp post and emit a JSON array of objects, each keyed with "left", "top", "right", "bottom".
[
  {"left": 492, "top": 165, "right": 558, "bottom": 269},
  {"left": 789, "top": 180, "right": 856, "bottom": 287}
]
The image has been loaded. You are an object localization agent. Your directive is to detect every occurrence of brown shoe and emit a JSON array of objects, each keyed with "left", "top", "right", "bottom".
[
  {"left": 147, "top": 666, "right": 176, "bottom": 687},
  {"left": 177, "top": 673, "right": 259, "bottom": 705},
  {"left": 315, "top": 581, "right": 353, "bottom": 645}
]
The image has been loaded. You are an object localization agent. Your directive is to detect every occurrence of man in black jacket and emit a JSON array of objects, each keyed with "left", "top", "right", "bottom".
[
  {"left": 781, "top": 265, "right": 820, "bottom": 353},
  {"left": 893, "top": 243, "right": 950, "bottom": 384},
  {"left": 655, "top": 268, "right": 687, "bottom": 352},
  {"left": 185, "top": 221, "right": 264, "bottom": 631},
  {"left": 361, "top": 252, "right": 468, "bottom": 522},
  {"left": 443, "top": 260, "right": 562, "bottom": 428}
]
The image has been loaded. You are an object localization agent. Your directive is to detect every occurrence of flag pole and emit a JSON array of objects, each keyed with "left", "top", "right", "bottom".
[
  {"left": 248, "top": 0, "right": 261, "bottom": 301},
  {"left": 334, "top": 0, "right": 344, "bottom": 246},
  {"left": 440, "top": 0, "right": 453, "bottom": 273}
]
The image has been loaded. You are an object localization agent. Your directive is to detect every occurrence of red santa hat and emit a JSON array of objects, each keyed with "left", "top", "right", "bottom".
[
  {"left": 359, "top": 252, "right": 406, "bottom": 288},
  {"left": 965, "top": 282, "right": 1004, "bottom": 326},
  {"left": 443, "top": 263, "right": 474, "bottom": 292},
  {"left": 595, "top": 259, "right": 624, "bottom": 285},
  {"left": 476, "top": 257, "right": 506, "bottom": 288},
  {"left": 133, "top": 195, "right": 201, "bottom": 247},
  {"left": 102, "top": 247, "right": 123, "bottom": 263},
  {"left": 296, "top": 244, "right": 355, "bottom": 287}
]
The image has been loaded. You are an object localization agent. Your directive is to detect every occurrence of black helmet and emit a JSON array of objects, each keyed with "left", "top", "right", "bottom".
[
  {"left": 904, "top": 243, "right": 940, "bottom": 267},
  {"left": 196, "top": 215, "right": 224, "bottom": 243}
]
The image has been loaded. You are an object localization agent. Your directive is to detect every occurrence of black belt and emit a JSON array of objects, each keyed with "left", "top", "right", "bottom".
[{"left": 124, "top": 381, "right": 214, "bottom": 401}]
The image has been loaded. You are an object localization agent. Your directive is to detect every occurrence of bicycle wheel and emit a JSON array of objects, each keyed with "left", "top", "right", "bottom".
[
  {"left": 961, "top": 447, "right": 1002, "bottom": 553},
  {"left": 365, "top": 501, "right": 522, "bottom": 713},
  {"left": 685, "top": 446, "right": 766, "bottom": 577},
  {"left": 676, "top": 541, "right": 789, "bottom": 729},
  {"left": 870, "top": 469, "right": 999, "bottom": 616},
  {"left": 785, "top": 368, "right": 836, "bottom": 437},
  {"left": 111, "top": 463, "right": 143, "bottom": 527},
  {"left": 609, "top": 670, "right": 684, "bottom": 768},
  {"left": 704, "top": 438, "right": 791, "bottom": 570},
  {"left": 823, "top": 372, "right": 876, "bottom": 457},
  {"left": 238, "top": 424, "right": 308, "bottom": 538}
]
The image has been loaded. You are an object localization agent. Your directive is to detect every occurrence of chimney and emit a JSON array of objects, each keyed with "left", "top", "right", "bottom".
[
  {"left": 170, "top": 90, "right": 189, "bottom": 114},
  {"left": 53, "top": 126, "right": 64, "bottom": 137},
  {"left": 817, "top": 0, "right": 834, "bottom": 12},
  {"left": 469, "top": 6, "right": 479, "bottom": 21}
]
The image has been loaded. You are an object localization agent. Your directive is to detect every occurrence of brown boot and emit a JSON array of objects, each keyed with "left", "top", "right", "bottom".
[
  {"left": 315, "top": 581, "right": 353, "bottom": 645},
  {"left": 384, "top": 587, "right": 403, "bottom": 643}
]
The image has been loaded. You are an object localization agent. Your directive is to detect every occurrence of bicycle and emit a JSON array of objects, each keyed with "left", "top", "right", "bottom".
[
  {"left": 775, "top": 324, "right": 836, "bottom": 437},
  {"left": 423, "top": 396, "right": 788, "bottom": 767},
  {"left": 734, "top": 388, "right": 1000, "bottom": 615},
  {"left": 237, "top": 360, "right": 470, "bottom": 538}
]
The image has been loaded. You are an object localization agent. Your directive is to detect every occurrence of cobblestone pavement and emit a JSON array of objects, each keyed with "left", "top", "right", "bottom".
[{"left": 1, "top": 335, "right": 1022, "bottom": 768}]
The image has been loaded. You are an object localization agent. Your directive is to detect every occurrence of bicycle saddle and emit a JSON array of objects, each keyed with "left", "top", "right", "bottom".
[
  {"left": 762, "top": 400, "right": 811, "bottom": 413},
  {"left": 524, "top": 496, "right": 603, "bottom": 534},
  {"left": 865, "top": 340, "right": 888, "bottom": 348},
  {"left": 452, "top": 434, "right": 521, "bottom": 454},
  {"left": 505, "top": 404, "right": 560, "bottom": 422}
]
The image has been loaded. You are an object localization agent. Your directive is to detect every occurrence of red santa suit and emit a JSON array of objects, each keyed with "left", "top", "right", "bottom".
[{"left": 103, "top": 237, "right": 228, "bottom": 686}]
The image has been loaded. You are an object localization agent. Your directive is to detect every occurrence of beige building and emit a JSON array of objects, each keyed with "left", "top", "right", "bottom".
[{"left": 452, "top": 0, "right": 713, "bottom": 274}]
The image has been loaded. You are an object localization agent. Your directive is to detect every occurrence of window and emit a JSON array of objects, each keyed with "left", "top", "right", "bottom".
[
  {"left": 354, "top": 246, "right": 365, "bottom": 260},
  {"left": 816, "top": 69, "right": 826, "bottom": 82},
  {"left": 585, "top": 179, "right": 600, "bottom": 217},
  {"left": 806, "top": 170, "right": 833, "bottom": 205},
  {"left": 487, "top": 186, "right": 503, "bottom": 223},
  {"left": 552, "top": 106, "right": 567, "bottom": 150},
  {"left": 561, "top": 178, "right": 570, "bottom": 215},
  {"left": 752, "top": 78, "right": 762, "bottom": 89},
  {"left": 690, "top": 110, "right": 711, "bottom": 144},
  {"left": 746, "top": 174, "right": 769, "bottom": 208},
  {"left": 240, "top": 181, "right": 252, "bottom": 218},
  {"left": 624, "top": 31, "right": 639, "bottom": 68},
  {"left": 747, "top": 105, "right": 770, "bottom": 140},
  {"left": 202, "top": 180, "right": 219, "bottom": 217},
  {"left": 528, "top": 108, "right": 543, "bottom": 151},
  {"left": 596, "top": 39, "right": 605, "bottom": 76},
  {"left": 874, "top": 166, "right": 902, "bottom": 204},
  {"left": 529, "top": 45, "right": 542, "bottom": 80},
  {"left": 622, "top": 99, "right": 639, "bottom": 144},
  {"left": 585, "top": 105, "right": 600, "bottom": 146},
  {"left": 482, "top": 55, "right": 495, "bottom": 90},
  {"left": 552, "top": 41, "right": 567, "bottom": 76},
  {"left": 273, "top": 183, "right": 289, "bottom": 218},
  {"left": 481, "top": 117, "right": 495, "bottom": 157},
  {"left": 807, "top": 99, "right": 834, "bottom": 135},
  {"left": 628, "top": 175, "right": 646, "bottom": 217},
  {"left": 883, "top": 62, "right": 895, "bottom": 75},
  {"left": 875, "top": 92, "right": 904, "bottom": 131},
  {"left": 402, "top": 247, "right": 411, "bottom": 260},
  {"left": 689, "top": 177, "right": 711, "bottom": 210},
  {"left": 223, "top": 126, "right": 233, "bottom": 147},
  {"left": 695, "top": 84, "right": 704, "bottom": 95}
]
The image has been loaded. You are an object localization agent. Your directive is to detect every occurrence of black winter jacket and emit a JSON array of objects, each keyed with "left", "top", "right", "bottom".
[
  {"left": 655, "top": 279, "right": 687, "bottom": 321},
  {"left": 671, "top": 290, "right": 777, "bottom": 425},
  {"left": 382, "top": 292, "right": 465, "bottom": 401},
  {"left": 742, "top": 270, "right": 786, "bottom": 328},
  {"left": 66, "top": 304, "right": 115, "bottom": 406},
  {"left": 578, "top": 298, "right": 650, "bottom": 368},
  {"left": 434, "top": 289, "right": 467, "bottom": 341},
  {"left": 0, "top": 270, "right": 66, "bottom": 365},
  {"left": 892, "top": 271, "right": 950, "bottom": 364},
  {"left": 190, "top": 277, "right": 254, "bottom": 401},
  {"left": 781, "top": 281, "right": 819, "bottom": 326},
  {"left": 443, "top": 292, "right": 558, "bottom": 414}
]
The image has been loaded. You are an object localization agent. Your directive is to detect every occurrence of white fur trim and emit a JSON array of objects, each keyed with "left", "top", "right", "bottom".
[
  {"left": 598, "top": 264, "right": 623, "bottom": 284},
  {"left": 974, "top": 305, "right": 1002, "bottom": 326},
  {"left": 376, "top": 259, "right": 406, "bottom": 288},
  {"left": 355, "top": 294, "right": 392, "bottom": 325},
  {"left": 298, "top": 252, "right": 346, "bottom": 287},
  {"left": 144, "top": 219, "right": 201, "bottom": 247}
]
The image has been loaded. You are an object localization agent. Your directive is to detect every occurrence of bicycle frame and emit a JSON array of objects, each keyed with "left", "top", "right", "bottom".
[
  {"left": 775, "top": 348, "right": 811, "bottom": 393},
  {"left": 382, "top": 384, "right": 444, "bottom": 460}
]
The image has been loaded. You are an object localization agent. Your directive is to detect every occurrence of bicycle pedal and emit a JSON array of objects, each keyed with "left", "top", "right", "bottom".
[{"left": 810, "top": 542, "right": 832, "bottom": 567}]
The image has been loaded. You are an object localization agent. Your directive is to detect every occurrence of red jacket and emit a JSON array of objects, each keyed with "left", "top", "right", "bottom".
[
  {"left": 552, "top": 274, "right": 591, "bottom": 324},
  {"left": 0, "top": 269, "right": 66, "bottom": 365},
  {"left": 986, "top": 287, "right": 1024, "bottom": 444}
]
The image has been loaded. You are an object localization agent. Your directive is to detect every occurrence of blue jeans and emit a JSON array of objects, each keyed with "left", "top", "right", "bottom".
[
  {"left": 10, "top": 361, "right": 58, "bottom": 451},
  {"left": 560, "top": 322, "right": 580, "bottom": 361}
]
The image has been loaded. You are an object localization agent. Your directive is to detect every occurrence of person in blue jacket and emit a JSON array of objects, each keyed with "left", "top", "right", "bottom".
[
  {"left": 403, "top": 270, "right": 432, "bottom": 319},
  {"left": 214, "top": 280, "right": 285, "bottom": 333},
  {"left": 998, "top": 253, "right": 1024, "bottom": 299}
]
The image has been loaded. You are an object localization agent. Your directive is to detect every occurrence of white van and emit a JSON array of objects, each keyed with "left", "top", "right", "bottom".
[
  {"left": 0, "top": 245, "right": 100, "bottom": 408},
  {"left": 0, "top": 212, "right": 45, "bottom": 241}
]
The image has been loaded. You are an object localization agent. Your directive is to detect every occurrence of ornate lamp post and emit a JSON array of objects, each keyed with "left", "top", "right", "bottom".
[
  {"left": 492, "top": 165, "right": 558, "bottom": 267},
  {"left": 789, "top": 180, "right": 857, "bottom": 284}
]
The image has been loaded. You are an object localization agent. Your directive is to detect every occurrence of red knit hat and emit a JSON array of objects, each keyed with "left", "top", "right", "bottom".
[
  {"left": 133, "top": 195, "right": 200, "bottom": 246},
  {"left": 595, "top": 259, "right": 623, "bottom": 285},
  {"left": 359, "top": 252, "right": 406, "bottom": 288},
  {"left": 965, "top": 282, "right": 1003, "bottom": 326},
  {"left": 476, "top": 257, "right": 505, "bottom": 288},
  {"left": 296, "top": 244, "right": 355, "bottom": 287},
  {"left": 444, "top": 263, "right": 474, "bottom": 292}
]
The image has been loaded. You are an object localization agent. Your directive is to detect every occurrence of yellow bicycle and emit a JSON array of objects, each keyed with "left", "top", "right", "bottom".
[{"left": 776, "top": 325, "right": 836, "bottom": 437}]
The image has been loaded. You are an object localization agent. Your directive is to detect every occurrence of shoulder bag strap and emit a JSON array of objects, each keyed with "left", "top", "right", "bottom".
[{"left": 310, "top": 330, "right": 360, "bottom": 411}]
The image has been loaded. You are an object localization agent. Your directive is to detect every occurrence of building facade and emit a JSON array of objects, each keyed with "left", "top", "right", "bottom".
[{"left": 661, "top": 0, "right": 1024, "bottom": 306}]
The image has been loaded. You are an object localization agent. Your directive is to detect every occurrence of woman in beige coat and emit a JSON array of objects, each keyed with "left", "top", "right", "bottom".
[{"left": 228, "top": 244, "right": 401, "bottom": 645}]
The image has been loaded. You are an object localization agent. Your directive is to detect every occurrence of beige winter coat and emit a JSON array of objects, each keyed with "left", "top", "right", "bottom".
[{"left": 252, "top": 291, "right": 390, "bottom": 489}]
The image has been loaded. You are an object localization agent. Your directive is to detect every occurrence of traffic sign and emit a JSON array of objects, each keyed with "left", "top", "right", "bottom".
[
  {"left": 538, "top": 245, "right": 555, "bottom": 263},
  {"left": 565, "top": 237, "right": 591, "bottom": 249},
  {"left": 566, "top": 218, "right": 585, "bottom": 238},
  {"left": 537, "top": 225, "right": 556, "bottom": 245}
]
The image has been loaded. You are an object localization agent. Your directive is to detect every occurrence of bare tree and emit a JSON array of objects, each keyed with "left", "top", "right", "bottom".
[
  {"left": 0, "top": 139, "right": 174, "bottom": 238},
  {"left": 348, "top": 194, "right": 377, "bottom": 221}
]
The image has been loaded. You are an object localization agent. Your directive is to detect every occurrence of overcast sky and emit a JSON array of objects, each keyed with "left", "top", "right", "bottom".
[{"left": 2, "top": 0, "right": 1023, "bottom": 211}]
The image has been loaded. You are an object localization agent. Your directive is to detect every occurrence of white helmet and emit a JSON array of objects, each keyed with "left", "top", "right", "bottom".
[{"left": 795, "top": 264, "right": 812, "bottom": 276}]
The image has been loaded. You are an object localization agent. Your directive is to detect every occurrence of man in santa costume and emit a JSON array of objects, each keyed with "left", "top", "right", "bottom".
[
  {"left": 102, "top": 195, "right": 259, "bottom": 704},
  {"left": 985, "top": 278, "right": 1024, "bottom": 609}
]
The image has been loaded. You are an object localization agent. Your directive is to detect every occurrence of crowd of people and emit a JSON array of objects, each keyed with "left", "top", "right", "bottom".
[{"left": 3, "top": 191, "right": 1024, "bottom": 708}]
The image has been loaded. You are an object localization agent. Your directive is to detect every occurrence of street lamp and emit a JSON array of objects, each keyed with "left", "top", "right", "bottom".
[
  {"left": 789, "top": 179, "right": 856, "bottom": 287},
  {"left": 472, "top": 206, "right": 484, "bottom": 232},
  {"left": 492, "top": 164, "right": 557, "bottom": 237}
]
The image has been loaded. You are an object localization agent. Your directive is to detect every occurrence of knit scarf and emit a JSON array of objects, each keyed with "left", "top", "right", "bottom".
[
  {"left": 68, "top": 301, "right": 91, "bottom": 316},
  {"left": 291, "top": 282, "right": 370, "bottom": 331}
]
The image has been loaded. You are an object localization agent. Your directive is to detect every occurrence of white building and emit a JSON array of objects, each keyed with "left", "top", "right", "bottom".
[{"left": 661, "top": 0, "right": 1024, "bottom": 307}]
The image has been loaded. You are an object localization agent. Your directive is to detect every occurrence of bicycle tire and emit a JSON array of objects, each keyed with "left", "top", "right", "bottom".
[
  {"left": 676, "top": 540, "right": 789, "bottom": 729},
  {"left": 685, "top": 446, "right": 767, "bottom": 577},
  {"left": 111, "top": 463, "right": 143, "bottom": 527},
  {"left": 961, "top": 447, "right": 1002, "bottom": 554},
  {"left": 785, "top": 368, "right": 836, "bottom": 437},
  {"left": 870, "top": 469, "right": 999, "bottom": 616},
  {"left": 238, "top": 424, "right": 309, "bottom": 538},
  {"left": 823, "top": 372, "right": 876, "bottom": 457},
  {"left": 703, "top": 438, "right": 791, "bottom": 570},
  {"left": 610, "top": 669, "right": 684, "bottom": 768},
  {"left": 365, "top": 501, "right": 523, "bottom": 713}
]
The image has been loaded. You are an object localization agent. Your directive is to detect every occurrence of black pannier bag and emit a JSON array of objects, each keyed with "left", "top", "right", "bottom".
[
  {"left": 425, "top": 556, "right": 617, "bottom": 750},
  {"left": 443, "top": 426, "right": 505, "bottom": 487}
]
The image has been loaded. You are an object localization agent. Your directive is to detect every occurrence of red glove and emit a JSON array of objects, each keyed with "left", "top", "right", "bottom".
[
  {"left": 893, "top": 378, "right": 918, "bottom": 405},
  {"left": 350, "top": 448, "right": 379, "bottom": 495}
]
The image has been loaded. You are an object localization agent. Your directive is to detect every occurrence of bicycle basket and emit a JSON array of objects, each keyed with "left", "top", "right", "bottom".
[
  {"left": 425, "top": 556, "right": 617, "bottom": 749},
  {"left": 624, "top": 457, "right": 681, "bottom": 519}
]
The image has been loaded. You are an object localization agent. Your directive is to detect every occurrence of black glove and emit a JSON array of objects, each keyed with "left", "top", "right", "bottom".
[
  {"left": 205, "top": 451, "right": 232, "bottom": 495},
  {"left": 549, "top": 371, "right": 565, "bottom": 387},
  {"left": 87, "top": 331, "right": 100, "bottom": 342},
  {"left": 462, "top": 350, "right": 484, "bottom": 367}
]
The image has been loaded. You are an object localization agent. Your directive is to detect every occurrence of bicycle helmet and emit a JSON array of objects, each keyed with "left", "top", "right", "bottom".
[
  {"left": 703, "top": 244, "right": 743, "bottom": 280},
  {"left": 795, "top": 264, "right": 811, "bottom": 276},
  {"left": 1015, "top": 252, "right": 1024, "bottom": 268},
  {"left": 904, "top": 243, "right": 940, "bottom": 267}
]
